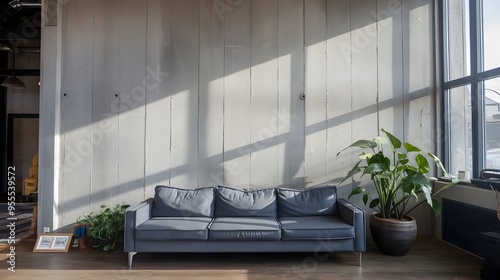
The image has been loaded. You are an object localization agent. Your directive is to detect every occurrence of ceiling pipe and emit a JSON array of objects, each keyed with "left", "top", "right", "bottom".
[
  {"left": 8, "top": 0, "right": 42, "bottom": 10},
  {"left": 0, "top": 44, "right": 40, "bottom": 53}
]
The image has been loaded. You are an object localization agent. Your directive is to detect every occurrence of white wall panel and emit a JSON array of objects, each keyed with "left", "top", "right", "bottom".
[
  {"left": 60, "top": 0, "right": 93, "bottom": 225},
  {"left": 115, "top": 0, "right": 147, "bottom": 203},
  {"left": 348, "top": 0, "right": 380, "bottom": 211},
  {"left": 198, "top": 0, "right": 225, "bottom": 187},
  {"left": 377, "top": 0, "right": 404, "bottom": 140},
  {"left": 278, "top": 0, "right": 304, "bottom": 189},
  {"left": 250, "top": 0, "right": 279, "bottom": 189},
  {"left": 145, "top": 0, "right": 173, "bottom": 195},
  {"left": 304, "top": 0, "right": 328, "bottom": 187},
  {"left": 351, "top": 0, "right": 378, "bottom": 142},
  {"left": 38, "top": 10, "right": 60, "bottom": 233},
  {"left": 326, "top": 0, "right": 352, "bottom": 198},
  {"left": 168, "top": 0, "right": 200, "bottom": 187},
  {"left": 91, "top": 0, "right": 121, "bottom": 212},
  {"left": 223, "top": 0, "right": 252, "bottom": 187}
]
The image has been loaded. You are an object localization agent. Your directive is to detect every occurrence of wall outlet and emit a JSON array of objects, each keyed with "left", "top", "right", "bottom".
[{"left": 43, "top": 227, "right": 50, "bottom": 233}]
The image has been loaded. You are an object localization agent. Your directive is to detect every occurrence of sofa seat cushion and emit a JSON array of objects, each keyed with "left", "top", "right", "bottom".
[
  {"left": 136, "top": 217, "right": 213, "bottom": 240},
  {"left": 209, "top": 217, "right": 281, "bottom": 240},
  {"left": 279, "top": 216, "right": 354, "bottom": 240}
]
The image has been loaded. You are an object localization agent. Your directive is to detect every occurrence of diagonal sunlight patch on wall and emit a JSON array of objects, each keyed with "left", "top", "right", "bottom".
[{"left": 408, "top": 3, "right": 433, "bottom": 94}]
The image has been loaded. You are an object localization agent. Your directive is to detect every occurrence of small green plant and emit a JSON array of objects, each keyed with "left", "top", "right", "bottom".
[
  {"left": 77, "top": 203, "right": 129, "bottom": 251},
  {"left": 337, "top": 129, "right": 458, "bottom": 220}
]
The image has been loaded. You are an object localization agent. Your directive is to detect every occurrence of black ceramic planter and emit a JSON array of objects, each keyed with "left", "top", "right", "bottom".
[{"left": 370, "top": 213, "right": 417, "bottom": 256}]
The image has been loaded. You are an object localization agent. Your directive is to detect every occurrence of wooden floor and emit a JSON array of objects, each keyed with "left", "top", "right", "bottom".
[{"left": 1, "top": 237, "right": 482, "bottom": 280}]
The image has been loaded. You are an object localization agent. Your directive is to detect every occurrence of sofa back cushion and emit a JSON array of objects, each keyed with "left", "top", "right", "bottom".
[
  {"left": 215, "top": 186, "right": 276, "bottom": 217},
  {"left": 277, "top": 186, "right": 338, "bottom": 217},
  {"left": 152, "top": 186, "right": 215, "bottom": 217}
]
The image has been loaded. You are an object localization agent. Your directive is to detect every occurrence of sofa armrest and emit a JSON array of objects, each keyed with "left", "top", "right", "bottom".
[
  {"left": 338, "top": 198, "right": 366, "bottom": 252},
  {"left": 124, "top": 198, "right": 153, "bottom": 252}
]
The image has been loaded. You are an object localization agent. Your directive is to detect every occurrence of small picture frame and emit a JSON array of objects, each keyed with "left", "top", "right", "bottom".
[{"left": 33, "top": 233, "right": 73, "bottom": 252}]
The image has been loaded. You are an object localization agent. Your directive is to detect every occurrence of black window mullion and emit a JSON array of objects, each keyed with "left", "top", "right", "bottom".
[
  {"left": 477, "top": 67, "right": 500, "bottom": 81},
  {"left": 440, "top": 0, "right": 450, "bottom": 170},
  {"left": 470, "top": 0, "right": 484, "bottom": 178},
  {"left": 443, "top": 76, "right": 474, "bottom": 90}
]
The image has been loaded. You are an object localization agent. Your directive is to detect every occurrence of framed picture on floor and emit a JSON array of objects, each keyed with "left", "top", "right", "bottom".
[{"left": 33, "top": 233, "right": 72, "bottom": 252}]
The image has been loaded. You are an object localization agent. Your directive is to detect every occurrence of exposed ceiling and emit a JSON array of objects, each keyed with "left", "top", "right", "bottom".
[
  {"left": 0, "top": 0, "right": 41, "bottom": 47},
  {"left": 0, "top": 0, "right": 41, "bottom": 77}
]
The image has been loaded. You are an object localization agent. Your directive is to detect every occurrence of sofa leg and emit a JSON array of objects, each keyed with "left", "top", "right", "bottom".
[
  {"left": 358, "top": 252, "right": 362, "bottom": 266},
  {"left": 128, "top": 252, "right": 137, "bottom": 267}
]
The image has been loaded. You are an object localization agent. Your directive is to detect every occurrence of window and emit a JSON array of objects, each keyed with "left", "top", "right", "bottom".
[
  {"left": 484, "top": 78, "right": 500, "bottom": 169},
  {"left": 442, "top": 0, "right": 500, "bottom": 178}
]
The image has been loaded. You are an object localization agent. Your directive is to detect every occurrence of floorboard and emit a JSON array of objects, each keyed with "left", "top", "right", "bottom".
[
  {"left": 0, "top": 203, "right": 36, "bottom": 243},
  {"left": 0, "top": 237, "right": 482, "bottom": 279}
]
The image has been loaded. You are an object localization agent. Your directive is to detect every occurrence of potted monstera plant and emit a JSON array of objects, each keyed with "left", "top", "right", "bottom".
[{"left": 337, "top": 129, "right": 458, "bottom": 256}]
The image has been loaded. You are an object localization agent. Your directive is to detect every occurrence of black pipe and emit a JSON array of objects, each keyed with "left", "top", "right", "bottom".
[{"left": 0, "top": 52, "right": 7, "bottom": 193}]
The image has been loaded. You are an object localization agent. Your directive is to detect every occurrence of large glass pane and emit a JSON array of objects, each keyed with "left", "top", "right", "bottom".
[
  {"left": 446, "top": 0, "right": 470, "bottom": 81},
  {"left": 448, "top": 85, "right": 472, "bottom": 176},
  {"left": 480, "top": 0, "right": 500, "bottom": 71},
  {"left": 484, "top": 78, "right": 500, "bottom": 169}
]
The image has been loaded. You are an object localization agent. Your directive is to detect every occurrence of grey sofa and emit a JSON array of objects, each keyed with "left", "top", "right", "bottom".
[{"left": 124, "top": 185, "right": 365, "bottom": 267}]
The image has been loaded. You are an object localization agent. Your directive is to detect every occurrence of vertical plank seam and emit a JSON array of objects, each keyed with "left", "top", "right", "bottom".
[
  {"left": 89, "top": 0, "right": 95, "bottom": 211},
  {"left": 325, "top": 0, "right": 329, "bottom": 182},
  {"left": 400, "top": 0, "right": 409, "bottom": 141},
  {"left": 197, "top": 0, "right": 201, "bottom": 188},
  {"left": 222, "top": 0, "right": 227, "bottom": 186},
  {"left": 116, "top": 0, "right": 122, "bottom": 204},
  {"left": 376, "top": 0, "right": 381, "bottom": 135},
  {"left": 168, "top": 1, "right": 173, "bottom": 187},
  {"left": 60, "top": 1, "right": 67, "bottom": 225},
  {"left": 249, "top": 0, "right": 253, "bottom": 189},
  {"left": 90, "top": 0, "right": 96, "bottom": 211},
  {"left": 349, "top": 0, "right": 354, "bottom": 192},
  {"left": 61, "top": 1, "right": 67, "bottom": 224},
  {"left": 302, "top": 0, "right": 306, "bottom": 186},
  {"left": 401, "top": 0, "right": 406, "bottom": 143},
  {"left": 276, "top": 0, "right": 280, "bottom": 187},
  {"left": 143, "top": 0, "right": 149, "bottom": 199}
]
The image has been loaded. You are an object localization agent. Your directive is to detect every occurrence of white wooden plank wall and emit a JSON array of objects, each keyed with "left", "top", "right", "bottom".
[
  {"left": 377, "top": 0, "right": 404, "bottom": 141},
  {"left": 304, "top": 0, "right": 328, "bottom": 188},
  {"left": 169, "top": 0, "right": 200, "bottom": 187},
  {"left": 198, "top": 0, "right": 225, "bottom": 187},
  {"left": 349, "top": 0, "right": 379, "bottom": 208},
  {"left": 57, "top": 0, "right": 437, "bottom": 232},
  {"left": 115, "top": 1, "right": 147, "bottom": 204},
  {"left": 250, "top": 0, "right": 279, "bottom": 188},
  {"left": 145, "top": 0, "right": 172, "bottom": 193},
  {"left": 223, "top": 0, "right": 252, "bottom": 187},
  {"left": 277, "top": 0, "right": 305, "bottom": 189},
  {"left": 90, "top": 0, "right": 121, "bottom": 213},
  {"left": 326, "top": 0, "right": 352, "bottom": 198},
  {"left": 350, "top": 0, "right": 379, "bottom": 144},
  {"left": 60, "top": 0, "right": 93, "bottom": 223}
]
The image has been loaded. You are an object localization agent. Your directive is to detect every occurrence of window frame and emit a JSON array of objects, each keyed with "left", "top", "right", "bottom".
[{"left": 441, "top": 0, "right": 500, "bottom": 178}]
